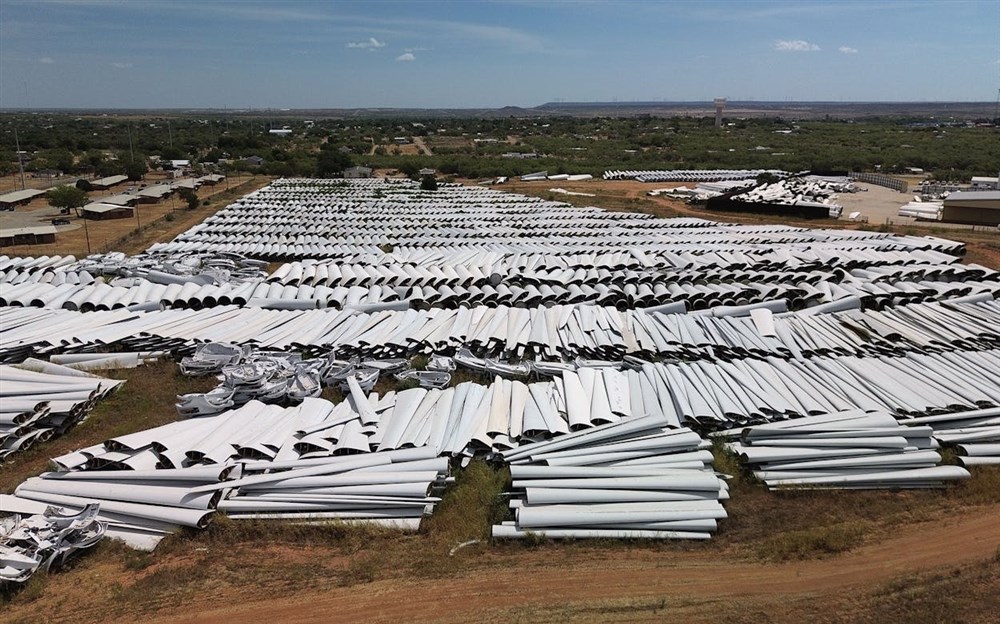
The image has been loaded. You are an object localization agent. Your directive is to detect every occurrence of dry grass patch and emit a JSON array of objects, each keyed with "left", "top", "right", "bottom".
[
  {"left": 824, "top": 551, "right": 1000, "bottom": 624},
  {"left": 755, "top": 522, "right": 868, "bottom": 561}
]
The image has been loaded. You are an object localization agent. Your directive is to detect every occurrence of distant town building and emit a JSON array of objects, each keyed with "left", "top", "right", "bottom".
[
  {"left": 970, "top": 176, "right": 999, "bottom": 190},
  {"left": 242, "top": 156, "right": 265, "bottom": 166},
  {"left": 343, "top": 166, "right": 373, "bottom": 179}
]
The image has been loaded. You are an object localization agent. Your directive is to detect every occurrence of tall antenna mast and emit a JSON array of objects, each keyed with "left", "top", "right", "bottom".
[{"left": 14, "top": 126, "right": 26, "bottom": 190}]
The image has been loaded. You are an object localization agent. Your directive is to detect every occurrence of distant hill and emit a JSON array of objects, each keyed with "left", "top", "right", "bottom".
[
  {"left": 533, "top": 100, "right": 997, "bottom": 119},
  {"left": 1, "top": 101, "right": 994, "bottom": 120}
]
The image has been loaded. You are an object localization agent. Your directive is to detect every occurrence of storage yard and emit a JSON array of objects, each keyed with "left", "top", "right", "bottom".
[{"left": 2, "top": 176, "right": 999, "bottom": 622}]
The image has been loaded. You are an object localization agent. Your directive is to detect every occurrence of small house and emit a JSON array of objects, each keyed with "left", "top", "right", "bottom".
[{"left": 343, "top": 166, "right": 373, "bottom": 179}]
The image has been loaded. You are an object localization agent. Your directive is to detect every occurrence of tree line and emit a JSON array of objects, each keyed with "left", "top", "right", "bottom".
[{"left": 2, "top": 113, "right": 997, "bottom": 182}]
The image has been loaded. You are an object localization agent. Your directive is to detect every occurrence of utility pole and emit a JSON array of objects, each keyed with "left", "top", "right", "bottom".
[
  {"left": 82, "top": 215, "right": 92, "bottom": 255},
  {"left": 14, "top": 127, "right": 26, "bottom": 190},
  {"left": 127, "top": 124, "right": 135, "bottom": 163}
]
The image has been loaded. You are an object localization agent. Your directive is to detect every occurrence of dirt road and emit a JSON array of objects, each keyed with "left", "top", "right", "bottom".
[
  {"left": 135, "top": 506, "right": 1000, "bottom": 624},
  {"left": 412, "top": 135, "right": 433, "bottom": 156}
]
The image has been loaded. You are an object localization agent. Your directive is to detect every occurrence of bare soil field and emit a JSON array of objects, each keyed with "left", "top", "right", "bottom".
[
  {"left": 130, "top": 508, "right": 998, "bottom": 624},
  {"left": 376, "top": 142, "right": 424, "bottom": 156},
  {"left": 425, "top": 136, "right": 474, "bottom": 149},
  {"left": 3, "top": 482, "right": 997, "bottom": 623}
]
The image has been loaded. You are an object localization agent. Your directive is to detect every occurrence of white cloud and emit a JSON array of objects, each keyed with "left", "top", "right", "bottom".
[
  {"left": 838, "top": 46, "right": 858, "bottom": 54},
  {"left": 395, "top": 52, "right": 415, "bottom": 62},
  {"left": 347, "top": 37, "right": 385, "bottom": 49},
  {"left": 39, "top": 56, "right": 55, "bottom": 64},
  {"left": 111, "top": 61, "right": 134, "bottom": 69},
  {"left": 773, "top": 40, "right": 820, "bottom": 52}
]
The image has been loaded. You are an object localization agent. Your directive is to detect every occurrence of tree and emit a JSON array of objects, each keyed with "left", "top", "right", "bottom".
[
  {"left": 756, "top": 172, "right": 782, "bottom": 186},
  {"left": 47, "top": 185, "right": 88, "bottom": 215},
  {"left": 96, "top": 159, "right": 125, "bottom": 177},
  {"left": 160, "top": 145, "right": 185, "bottom": 160},
  {"left": 202, "top": 148, "right": 225, "bottom": 163},
  {"left": 420, "top": 175, "right": 438, "bottom": 191},
  {"left": 398, "top": 161, "right": 420, "bottom": 177},
  {"left": 178, "top": 188, "right": 199, "bottom": 210},
  {"left": 316, "top": 150, "right": 352, "bottom": 177},
  {"left": 125, "top": 159, "right": 148, "bottom": 181},
  {"left": 75, "top": 179, "right": 93, "bottom": 192}
]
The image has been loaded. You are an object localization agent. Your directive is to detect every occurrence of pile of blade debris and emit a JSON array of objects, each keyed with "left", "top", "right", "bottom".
[
  {"left": 0, "top": 499, "right": 105, "bottom": 583},
  {"left": 176, "top": 343, "right": 453, "bottom": 416},
  {"left": 76, "top": 251, "right": 268, "bottom": 286}
]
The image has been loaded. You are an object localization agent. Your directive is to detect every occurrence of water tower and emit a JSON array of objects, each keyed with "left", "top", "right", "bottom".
[{"left": 714, "top": 97, "right": 727, "bottom": 128}]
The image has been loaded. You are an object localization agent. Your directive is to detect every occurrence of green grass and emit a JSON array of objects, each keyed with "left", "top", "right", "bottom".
[
  {"left": 710, "top": 438, "right": 747, "bottom": 486},
  {"left": 422, "top": 460, "right": 510, "bottom": 542}
]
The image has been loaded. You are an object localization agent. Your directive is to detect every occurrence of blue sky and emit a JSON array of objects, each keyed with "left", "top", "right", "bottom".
[{"left": 1, "top": 0, "right": 997, "bottom": 109}]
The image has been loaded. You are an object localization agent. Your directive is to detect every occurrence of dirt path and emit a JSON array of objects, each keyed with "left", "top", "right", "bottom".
[
  {"left": 412, "top": 136, "right": 433, "bottom": 156},
  {"left": 136, "top": 506, "right": 1000, "bottom": 624}
]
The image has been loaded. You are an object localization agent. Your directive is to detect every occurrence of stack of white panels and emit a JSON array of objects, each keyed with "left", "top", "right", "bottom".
[
  {"left": 904, "top": 407, "right": 1000, "bottom": 466},
  {"left": 9, "top": 399, "right": 451, "bottom": 549},
  {"left": 721, "top": 411, "right": 971, "bottom": 489},
  {"left": 2, "top": 297, "right": 998, "bottom": 366},
  {"left": 209, "top": 448, "right": 447, "bottom": 531},
  {"left": 1, "top": 360, "right": 124, "bottom": 460},
  {"left": 494, "top": 415, "right": 726, "bottom": 539},
  {"left": 604, "top": 169, "right": 787, "bottom": 183}
]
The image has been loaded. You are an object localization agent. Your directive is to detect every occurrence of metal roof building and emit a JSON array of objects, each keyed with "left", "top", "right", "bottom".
[
  {"left": 91, "top": 175, "right": 129, "bottom": 189},
  {"left": 137, "top": 184, "right": 174, "bottom": 202},
  {"left": 96, "top": 193, "right": 139, "bottom": 206},
  {"left": 0, "top": 189, "right": 46, "bottom": 209},
  {"left": 81, "top": 202, "right": 135, "bottom": 220},
  {"left": 172, "top": 178, "right": 201, "bottom": 191},
  {"left": 942, "top": 191, "right": 1000, "bottom": 226},
  {"left": 970, "top": 176, "right": 999, "bottom": 190},
  {"left": 0, "top": 225, "right": 57, "bottom": 246}
]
